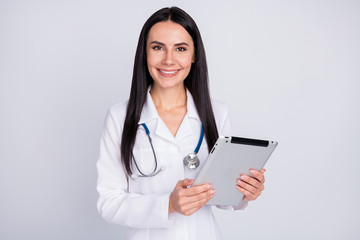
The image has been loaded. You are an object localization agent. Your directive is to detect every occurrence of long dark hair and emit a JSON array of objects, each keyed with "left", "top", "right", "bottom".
[{"left": 121, "top": 6, "right": 219, "bottom": 176}]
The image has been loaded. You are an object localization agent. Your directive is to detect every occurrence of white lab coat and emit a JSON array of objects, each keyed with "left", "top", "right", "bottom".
[{"left": 96, "top": 89, "right": 247, "bottom": 240}]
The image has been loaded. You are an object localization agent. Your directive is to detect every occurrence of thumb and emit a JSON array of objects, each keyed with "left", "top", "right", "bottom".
[{"left": 177, "top": 179, "right": 194, "bottom": 188}]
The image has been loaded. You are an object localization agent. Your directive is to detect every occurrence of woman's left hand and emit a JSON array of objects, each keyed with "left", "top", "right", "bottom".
[{"left": 236, "top": 169, "right": 266, "bottom": 202}]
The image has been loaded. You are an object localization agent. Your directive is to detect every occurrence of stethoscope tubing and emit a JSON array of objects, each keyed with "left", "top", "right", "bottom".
[
  {"left": 132, "top": 123, "right": 204, "bottom": 177},
  {"left": 132, "top": 128, "right": 159, "bottom": 177}
]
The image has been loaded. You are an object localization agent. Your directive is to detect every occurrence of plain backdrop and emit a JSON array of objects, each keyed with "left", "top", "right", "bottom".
[{"left": 1, "top": 0, "right": 359, "bottom": 239}]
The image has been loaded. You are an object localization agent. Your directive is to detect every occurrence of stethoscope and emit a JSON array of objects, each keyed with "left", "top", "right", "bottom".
[{"left": 132, "top": 123, "right": 205, "bottom": 177}]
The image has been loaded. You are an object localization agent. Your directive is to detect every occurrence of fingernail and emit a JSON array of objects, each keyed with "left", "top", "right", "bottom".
[
  {"left": 210, "top": 190, "right": 216, "bottom": 195},
  {"left": 240, "top": 175, "right": 247, "bottom": 181},
  {"left": 207, "top": 184, "right": 213, "bottom": 189},
  {"left": 250, "top": 170, "right": 256, "bottom": 175}
]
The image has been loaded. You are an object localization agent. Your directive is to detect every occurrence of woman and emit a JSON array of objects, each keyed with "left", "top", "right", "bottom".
[{"left": 97, "top": 6, "right": 265, "bottom": 240}]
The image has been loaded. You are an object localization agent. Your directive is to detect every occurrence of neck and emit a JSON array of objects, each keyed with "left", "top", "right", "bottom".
[{"left": 150, "top": 85, "right": 187, "bottom": 111}]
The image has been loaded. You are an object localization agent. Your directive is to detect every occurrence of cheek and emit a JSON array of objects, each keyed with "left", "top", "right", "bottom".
[
  {"left": 146, "top": 53, "right": 157, "bottom": 68},
  {"left": 146, "top": 54, "right": 161, "bottom": 79},
  {"left": 179, "top": 55, "right": 194, "bottom": 68}
]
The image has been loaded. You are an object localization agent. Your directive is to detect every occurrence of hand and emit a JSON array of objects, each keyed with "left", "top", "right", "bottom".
[
  {"left": 169, "top": 179, "right": 215, "bottom": 216},
  {"left": 236, "top": 169, "right": 266, "bottom": 202}
]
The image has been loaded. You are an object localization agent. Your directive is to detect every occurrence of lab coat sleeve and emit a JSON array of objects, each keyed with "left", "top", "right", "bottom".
[
  {"left": 96, "top": 108, "right": 171, "bottom": 228},
  {"left": 215, "top": 102, "right": 248, "bottom": 211}
]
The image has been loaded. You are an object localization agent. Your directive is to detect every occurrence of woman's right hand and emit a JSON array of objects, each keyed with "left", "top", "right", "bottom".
[{"left": 169, "top": 179, "right": 215, "bottom": 216}]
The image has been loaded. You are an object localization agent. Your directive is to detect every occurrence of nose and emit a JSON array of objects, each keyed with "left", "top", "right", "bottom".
[{"left": 161, "top": 50, "right": 174, "bottom": 65}]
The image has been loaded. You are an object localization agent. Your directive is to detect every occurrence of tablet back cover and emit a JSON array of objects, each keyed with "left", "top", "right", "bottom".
[{"left": 193, "top": 136, "right": 277, "bottom": 206}]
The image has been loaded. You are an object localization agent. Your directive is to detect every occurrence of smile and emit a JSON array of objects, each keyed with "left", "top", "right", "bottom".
[{"left": 159, "top": 69, "right": 179, "bottom": 74}]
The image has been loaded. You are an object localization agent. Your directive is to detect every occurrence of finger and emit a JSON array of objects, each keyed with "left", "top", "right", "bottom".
[
  {"left": 183, "top": 206, "right": 202, "bottom": 216},
  {"left": 249, "top": 169, "right": 265, "bottom": 183},
  {"left": 176, "top": 188, "right": 215, "bottom": 209},
  {"left": 185, "top": 184, "right": 213, "bottom": 197},
  {"left": 237, "top": 179, "right": 262, "bottom": 196},
  {"left": 174, "top": 185, "right": 213, "bottom": 206},
  {"left": 182, "top": 202, "right": 206, "bottom": 216},
  {"left": 173, "top": 189, "right": 214, "bottom": 214},
  {"left": 177, "top": 179, "right": 194, "bottom": 188},
  {"left": 239, "top": 175, "right": 262, "bottom": 189},
  {"left": 185, "top": 189, "right": 216, "bottom": 205},
  {"left": 180, "top": 191, "right": 215, "bottom": 215},
  {"left": 236, "top": 185, "right": 258, "bottom": 201}
]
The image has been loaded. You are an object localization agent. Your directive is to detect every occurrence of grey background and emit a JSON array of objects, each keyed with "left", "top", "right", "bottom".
[{"left": 1, "top": 0, "right": 359, "bottom": 239}]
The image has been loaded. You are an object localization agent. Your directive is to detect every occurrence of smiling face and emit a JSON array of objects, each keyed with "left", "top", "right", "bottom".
[{"left": 146, "top": 21, "right": 195, "bottom": 91}]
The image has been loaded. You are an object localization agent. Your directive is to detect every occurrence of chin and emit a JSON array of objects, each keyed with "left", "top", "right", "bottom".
[{"left": 154, "top": 80, "right": 184, "bottom": 90}]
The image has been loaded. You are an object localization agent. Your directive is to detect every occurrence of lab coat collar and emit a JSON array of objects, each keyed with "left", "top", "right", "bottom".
[
  {"left": 138, "top": 87, "right": 201, "bottom": 142},
  {"left": 138, "top": 88, "right": 159, "bottom": 125},
  {"left": 185, "top": 90, "right": 200, "bottom": 121}
]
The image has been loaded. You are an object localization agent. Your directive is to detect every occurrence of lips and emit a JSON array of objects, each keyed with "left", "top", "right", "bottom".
[{"left": 158, "top": 69, "right": 179, "bottom": 77}]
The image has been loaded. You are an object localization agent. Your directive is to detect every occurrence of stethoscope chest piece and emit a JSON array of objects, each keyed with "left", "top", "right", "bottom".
[{"left": 183, "top": 153, "right": 200, "bottom": 169}]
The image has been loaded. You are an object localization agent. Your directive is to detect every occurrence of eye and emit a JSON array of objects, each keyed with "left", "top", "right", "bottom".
[
  {"left": 152, "top": 45, "right": 163, "bottom": 51},
  {"left": 176, "top": 47, "right": 187, "bottom": 52}
]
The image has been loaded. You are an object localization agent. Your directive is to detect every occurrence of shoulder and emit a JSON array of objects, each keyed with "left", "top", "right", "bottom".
[
  {"left": 211, "top": 98, "right": 229, "bottom": 116},
  {"left": 108, "top": 100, "right": 129, "bottom": 116},
  {"left": 105, "top": 100, "right": 129, "bottom": 126},
  {"left": 211, "top": 98, "right": 232, "bottom": 136}
]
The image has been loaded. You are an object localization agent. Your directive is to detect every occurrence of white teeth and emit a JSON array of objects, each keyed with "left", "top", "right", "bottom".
[{"left": 160, "top": 70, "right": 178, "bottom": 74}]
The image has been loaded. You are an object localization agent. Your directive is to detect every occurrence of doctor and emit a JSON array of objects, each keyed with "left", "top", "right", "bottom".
[{"left": 97, "top": 7, "right": 266, "bottom": 240}]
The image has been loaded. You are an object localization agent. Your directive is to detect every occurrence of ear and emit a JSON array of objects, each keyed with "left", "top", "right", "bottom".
[{"left": 192, "top": 54, "right": 195, "bottom": 63}]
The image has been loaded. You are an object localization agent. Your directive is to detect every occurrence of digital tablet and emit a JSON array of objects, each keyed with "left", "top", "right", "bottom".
[{"left": 193, "top": 136, "right": 278, "bottom": 206}]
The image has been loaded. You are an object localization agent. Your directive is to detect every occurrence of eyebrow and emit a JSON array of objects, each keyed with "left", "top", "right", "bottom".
[{"left": 150, "top": 41, "right": 189, "bottom": 47}]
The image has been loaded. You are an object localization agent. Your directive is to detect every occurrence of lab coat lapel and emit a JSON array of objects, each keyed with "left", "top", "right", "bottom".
[
  {"left": 138, "top": 88, "right": 175, "bottom": 143},
  {"left": 175, "top": 90, "right": 201, "bottom": 142},
  {"left": 154, "top": 119, "right": 176, "bottom": 143},
  {"left": 174, "top": 116, "right": 193, "bottom": 142},
  {"left": 138, "top": 88, "right": 201, "bottom": 144}
]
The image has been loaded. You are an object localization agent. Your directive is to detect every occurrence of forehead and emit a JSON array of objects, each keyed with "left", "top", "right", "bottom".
[{"left": 147, "top": 21, "right": 193, "bottom": 45}]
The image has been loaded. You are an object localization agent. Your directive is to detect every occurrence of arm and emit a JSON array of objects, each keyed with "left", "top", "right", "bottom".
[{"left": 96, "top": 108, "right": 170, "bottom": 228}]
